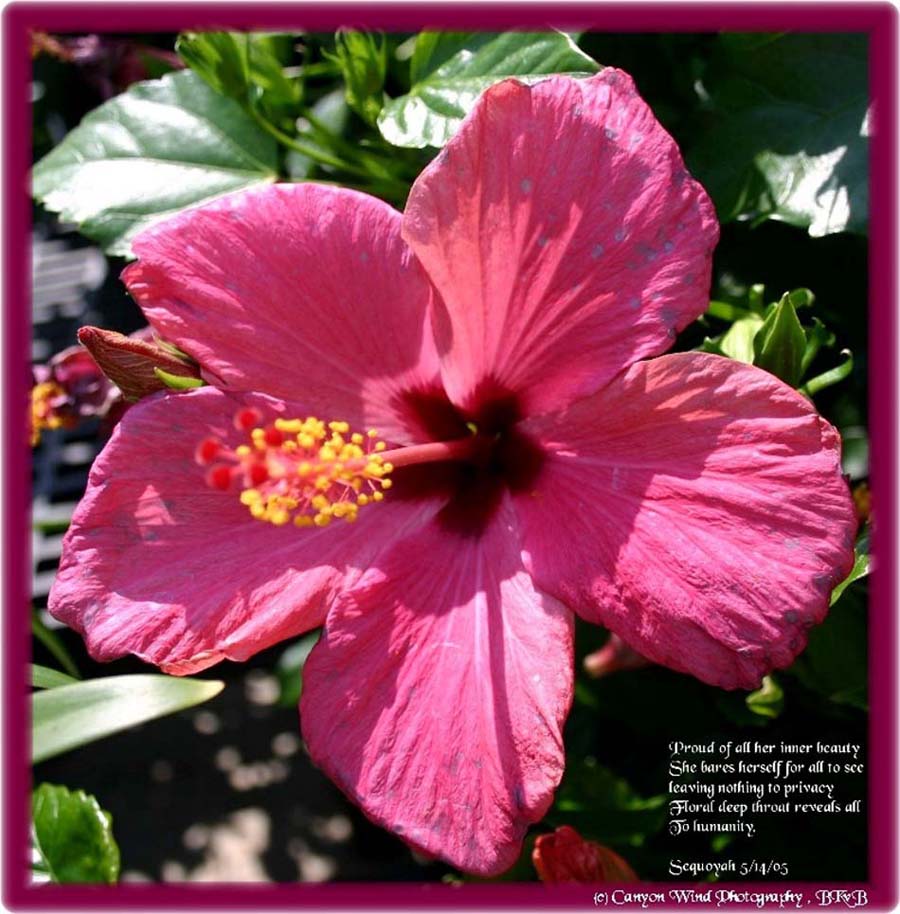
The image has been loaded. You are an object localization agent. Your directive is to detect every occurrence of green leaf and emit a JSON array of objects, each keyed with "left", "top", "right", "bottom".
[
  {"left": 801, "top": 317, "right": 836, "bottom": 378},
  {"left": 31, "top": 610, "right": 79, "bottom": 679},
  {"left": 153, "top": 367, "right": 205, "bottom": 390},
  {"left": 789, "top": 584, "right": 867, "bottom": 710},
  {"left": 32, "top": 674, "right": 224, "bottom": 763},
  {"left": 830, "top": 529, "right": 871, "bottom": 606},
  {"left": 752, "top": 292, "right": 807, "bottom": 386},
  {"left": 32, "top": 784, "right": 120, "bottom": 884},
  {"left": 551, "top": 758, "right": 667, "bottom": 845},
  {"left": 688, "top": 34, "right": 868, "bottom": 236},
  {"left": 706, "top": 299, "right": 753, "bottom": 323},
  {"left": 31, "top": 665, "right": 79, "bottom": 689},
  {"left": 745, "top": 675, "right": 785, "bottom": 719},
  {"left": 276, "top": 630, "right": 320, "bottom": 707},
  {"left": 328, "top": 30, "right": 387, "bottom": 125},
  {"left": 176, "top": 31, "right": 301, "bottom": 129},
  {"left": 32, "top": 70, "right": 279, "bottom": 257},
  {"left": 286, "top": 88, "right": 350, "bottom": 179},
  {"left": 378, "top": 31, "right": 599, "bottom": 148},
  {"left": 717, "top": 314, "right": 764, "bottom": 363},
  {"left": 799, "top": 349, "right": 853, "bottom": 397},
  {"left": 840, "top": 426, "right": 869, "bottom": 480}
]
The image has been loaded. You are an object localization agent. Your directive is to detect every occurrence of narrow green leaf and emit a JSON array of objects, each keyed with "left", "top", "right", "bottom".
[
  {"left": 378, "top": 31, "right": 599, "bottom": 149},
  {"left": 748, "top": 283, "right": 767, "bottom": 313},
  {"left": 176, "top": 31, "right": 301, "bottom": 130},
  {"left": 153, "top": 367, "right": 205, "bottom": 390},
  {"left": 706, "top": 299, "right": 753, "bottom": 323},
  {"left": 32, "top": 675, "right": 224, "bottom": 763},
  {"left": 328, "top": 30, "right": 387, "bottom": 126},
  {"left": 32, "top": 70, "right": 279, "bottom": 257},
  {"left": 31, "top": 665, "right": 79, "bottom": 690},
  {"left": 31, "top": 610, "right": 79, "bottom": 679},
  {"left": 787, "top": 287, "right": 816, "bottom": 309},
  {"left": 752, "top": 292, "right": 807, "bottom": 386},
  {"left": 800, "top": 349, "right": 853, "bottom": 397},
  {"left": 801, "top": 316, "right": 836, "bottom": 377},
  {"left": 32, "top": 784, "right": 120, "bottom": 884},
  {"left": 746, "top": 675, "right": 784, "bottom": 719},
  {"left": 830, "top": 530, "right": 871, "bottom": 606}
]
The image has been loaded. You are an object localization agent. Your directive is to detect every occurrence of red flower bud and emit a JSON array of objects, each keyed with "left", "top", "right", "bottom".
[
  {"left": 583, "top": 634, "right": 651, "bottom": 679},
  {"left": 533, "top": 826, "right": 638, "bottom": 883},
  {"left": 77, "top": 326, "right": 201, "bottom": 403}
]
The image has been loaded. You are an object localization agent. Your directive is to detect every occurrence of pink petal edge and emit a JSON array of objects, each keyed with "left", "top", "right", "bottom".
[
  {"left": 48, "top": 386, "right": 443, "bottom": 674},
  {"left": 301, "top": 497, "right": 573, "bottom": 875},
  {"left": 403, "top": 68, "right": 719, "bottom": 417},
  {"left": 123, "top": 183, "right": 441, "bottom": 444},
  {"left": 514, "top": 352, "right": 857, "bottom": 690}
]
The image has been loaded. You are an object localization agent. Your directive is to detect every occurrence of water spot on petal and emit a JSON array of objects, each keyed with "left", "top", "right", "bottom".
[
  {"left": 520, "top": 178, "right": 533, "bottom": 194},
  {"left": 785, "top": 610, "right": 799, "bottom": 623},
  {"left": 572, "top": 105, "right": 583, "bottom": 119},
  {"left": 591, "top": 243, "right": 604, "bottom": 259},
  {"left": 663, "top": 240, "right": 675, "bottom": 253},
  {"left": 614, "top": 227, "right": 627, "bottom": 242},
  {"left": 604, "top": 127, "right": 618, "bottom": 140},
  {"left": 636, "top": 242, "right": 658, "bottom": 262},
  {"left": 359, "top": 251, "right": 369, "bottom": 263},
  {"left": 629, "top": 133, "right": 643, "bottom": 147},
  {"left": 537, "top": 236, "right": 549, "bottom": 248},
  {"left": 628, "top": 296, "right": 640, "bottom": 310}
]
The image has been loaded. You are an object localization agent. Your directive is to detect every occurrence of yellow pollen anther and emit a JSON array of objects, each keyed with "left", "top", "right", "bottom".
[
  {"left": 207, "top": 412, "right": 394, "bottom": 530},
  {"left": 30, "top": 381, "right": 70, "bottom": 446}
]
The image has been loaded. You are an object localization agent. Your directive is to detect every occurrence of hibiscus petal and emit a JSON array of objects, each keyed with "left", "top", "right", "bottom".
[
  {"left": 403, "top": 69, "right": 718, "bottom": 416},
  {"left": 122, "top": 183, "right": 440, "bottom": 443},
  {"left": 300, "top": 498, "right": 573, "bottom": 875},
  {"left": 48, "top": 387, "right": 442, "bottom": 674},
  {"left": 513, "top": 353, "right": 857, "bottom": 690}
]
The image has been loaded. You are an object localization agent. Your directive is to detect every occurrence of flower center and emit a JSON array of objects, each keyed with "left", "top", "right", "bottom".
[{"left": 196, "top": 407, "right": 482, "bottom": 529}]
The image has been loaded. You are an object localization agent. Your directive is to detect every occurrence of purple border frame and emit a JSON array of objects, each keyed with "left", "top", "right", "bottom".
[{"left": 3, "top": 3, "right": 896, "bottom": 911}]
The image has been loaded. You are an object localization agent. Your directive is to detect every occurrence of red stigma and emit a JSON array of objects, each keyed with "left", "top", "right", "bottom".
[
  {"left": 195, "top": 437, "right": 221, "bottom": 465},
  {"left": 263, "top": 426, "right": 284, "bottom": 447},
  {"left": 249, "top": 463, "right": 270, "bottom": 486},
  {"left": 234, "top": 407, "right": 261, "bottom": 431},
  {"left": 206, "top": 464, "right": 234, "bottom": 491}
]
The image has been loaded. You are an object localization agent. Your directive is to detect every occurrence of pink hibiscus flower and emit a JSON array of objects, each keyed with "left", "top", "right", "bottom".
[{"left": 49, "top": 69, "right": 856, "bottom": 875}]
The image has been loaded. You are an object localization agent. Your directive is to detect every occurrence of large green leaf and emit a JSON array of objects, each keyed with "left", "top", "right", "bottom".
[
  {"left": 32, "top": 784, "right": 120, "bottom": 884},
  {"left": 31, "top": 664, "right": 78, "bottom": 690},
  {"left": 32, "top": 70, "right": 279, "bottom": 257},
  {"left": 378, "top": 31, "right": 599, "bottom": 148},
  {"left": 32, "top": 674, "right": 224, "bottom": 763},
  {"left": 688, "top": 34, "right": 868, "bottom": 236},
  {"left": 176, "top": 31, "right": 301, "bottom": 129}
]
